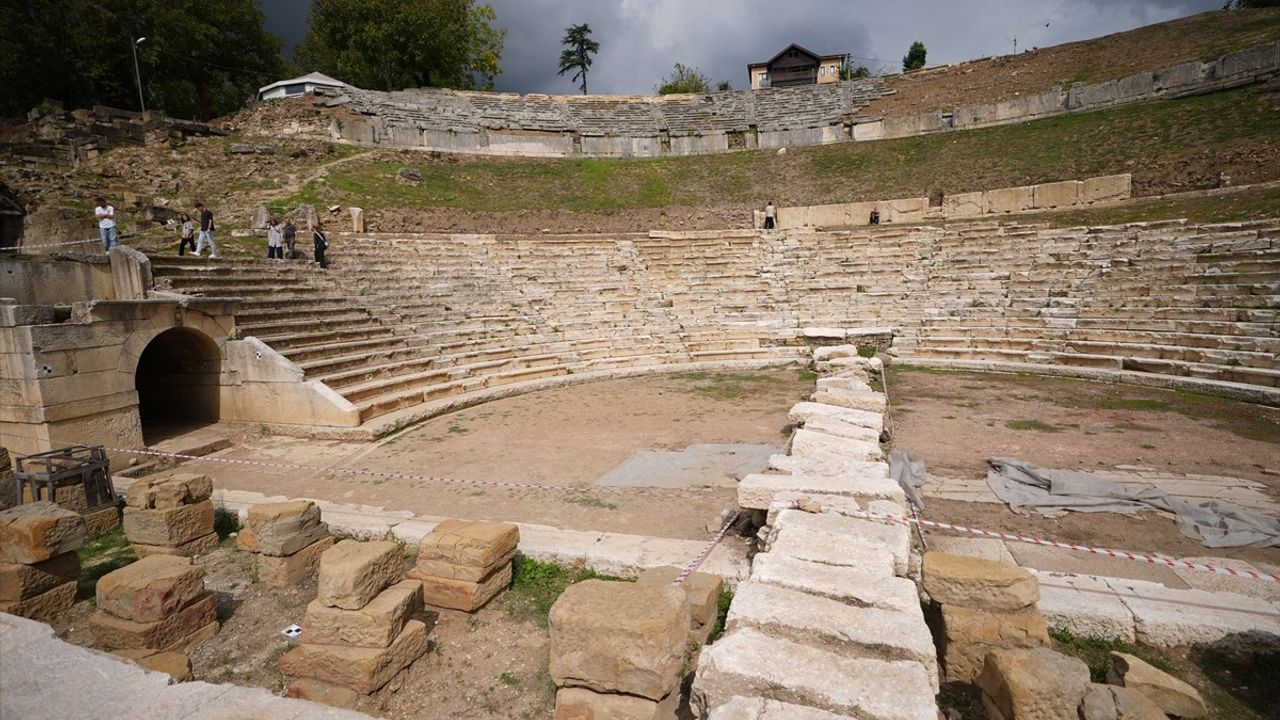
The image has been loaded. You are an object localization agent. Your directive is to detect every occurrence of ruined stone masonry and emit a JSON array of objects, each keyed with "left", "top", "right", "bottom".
[
  {"left": 123, "top": 474, "right": 219, "bottom": 558},
  {"left": 237, "top": 499, "right": 334, "bottom": 586},
  {"left": 88, "top": 553, "right": 219, "bottom": 654},
  {"left": 279, "top": 539, "right": 430, "bottom": 707},
  {"left": 0, "top": 501, "right": 86, "bottom": 620},
  {"left": 406, "top": 518, "right": 518, "bottom": 612}
]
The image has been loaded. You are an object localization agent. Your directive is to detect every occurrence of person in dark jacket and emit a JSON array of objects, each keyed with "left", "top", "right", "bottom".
[
  {"left": 313, "top": 221, "right": 329, "bottom": 269},
  {"left": 282, "top": 217, "right": 297, "bottom": 259}
]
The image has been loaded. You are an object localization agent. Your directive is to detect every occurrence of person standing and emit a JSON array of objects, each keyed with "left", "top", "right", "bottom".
[
  {"left": 177, "top": 212, "right": 197, "bottom": 255},
  {"left": 312, "top": 221, "right": 329, "bottom": 269},
  {"left": 764, "top": 201, "right": 776, "bottom": 230},
  {"left": 282, "top": 217, "right": 297, "bottom": 260},
  {"left": 266, "top": 217, "right": 284, "bottom": 259},
  {"left": 94, "top": 197, "right": 117, "bottom": 251},
  {"left": 194, "top": 202, "right": 219, "bottom": 258}
]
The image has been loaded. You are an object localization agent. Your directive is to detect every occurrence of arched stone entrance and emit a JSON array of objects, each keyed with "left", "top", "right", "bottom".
[{"left": 134, "top": 327, "right": 222, "bottom": 443}]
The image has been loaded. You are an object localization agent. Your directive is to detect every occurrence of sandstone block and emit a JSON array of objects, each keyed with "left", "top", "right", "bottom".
[
  {"left": 691, "top": 628, "right": 937, "bottom": 720},
  {"left": 750, "top": 552, "right": 920, "bottom": 612},
  {"left": 95, "top": 554, "right": 205, "bottom": 623},
  {"left": 789, "top": 428, "right": 882, "bottom": 462},
  {"left": 0, "top": 579, "right": 76, "bottom": 621},
  {"left": 727, "top": 581, "right": 938, "bottom": 691},
  {"left": 0, "top": 502, "right": 87, "bottom": 563},
  {"left": 1108, "top": 651, "right": 1205, "bottom": 718},
  {"left": 707, "top": 697, "right": 854, "bottom": 720},
  {"left": 284, "top": 677, "right": 363, "bottom": 710},
  {"left": 126, "top": 474, "right": 213, "bottom": 509},
  {"left": 407, "top": 561, "right": 512, "bottom": 612},
  {"left": 766, "top": 525, "right": 897, "bottom": 577},
  {"left": 635, "top": 566, "right": 723, "bottom": 635},
  {"left": 1031, "top": 180, "right": 1082, "bottom": 210},
  {"left": 89, "top": 592, "right": 218, "bottom": 651},
  {"left": 549, "top": 579, "right": 690, "bottom": 701},
  {"left": 112, "top": 648, "right": 193, "bottom": 682},
  {"left": 316, "top": 540, "right": 403, "bottom": 610},
  {"left": 277, "top": 618, "right": 429, "bottom": 694},
  {"left": 415, "top": 547, "right": 515, "bottom": 582},
  {"left": 787, "top": 402, "right": 883, "bottom": 432},
  {"left": 987, "top": 185, "right": 1034, "bottom": 214},
  {"left": 83, "top": 505, "right": 121, "bottom": 536},
  {"left": 131, "top": 531, "right": 219, "bottom": 559},
  {"left": 416, "top": 519, "right": 519, "bottom": 570},
  {"left": 553, "top": 686, "right": 678, "bottom": 720},
  {"left": 977, "top": 647, "right": 1090, "bottom": 720},
  {"left": 923, "top": 552, "right": 1039, "bottom": 611},
  {"left": 258, "top": 535, "right": 335, "bottom": 587},
  {"left": 123, "top": 500, "right": 214, "bottom": 547},
  {"left": 944, "top": 191, "right": 986, "bottom": 218},
  {"left": 941, "top": 604, "right": 1050, "bottom": 682},
  {"left": 772, "top": 508, "right": 910, "bottom": 576},
  {"left": 1080, "top": 684, "right": 1168, "bottom": 720},
  {"left": 1082, "top": 174, "right": 1132, "bottom": 204},
  {"left": 0, "top": 552, "right": 80, "bottom": 601},
  {"left": 304, "top": 579, "right": 422, "bottom": 648},
  {"left": 809, "top": 387, "right": 887, "bottom": 414},
  {"left": 237, "top": 500, "right": 330, "bottom": 556}
]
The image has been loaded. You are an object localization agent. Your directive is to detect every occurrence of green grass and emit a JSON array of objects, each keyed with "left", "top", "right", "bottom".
[
  {"left": 504, "top": 557, "right": 628, "bottom": 626},
  {"left": 1050, "top": 627, "right": 1175, "bottom": 683},
  {"left": 707, "top": 589, "right": 734, "bottom": 643},
  {"left": 1005, "top": 419, "right": 1063, "bottom": 433},
  {"left": 561, "top": 492, "right": 618, "bottom": 510},
  {"left": 213, "top": 505, "right": 241, "bottom": 540},
  {"left": 1096, "top": 398, "right": 1171, "bottom": 412},
  {"left": 77, "top": 526, "right": 137, "bottom": 598},
  {"left": 669, "top": 371, "right": 784, "bottom": 400}
]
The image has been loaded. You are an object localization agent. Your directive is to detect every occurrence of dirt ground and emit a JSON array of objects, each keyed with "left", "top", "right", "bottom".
[
  {"left": 886, "top": 366, "right": 1280, "bottom": 567},
  {"left": 199, "top": 369, "right": 809, "bottom": 539},
  {"left": 864, "top": 8, "right": 1280, "bottom": 118}
]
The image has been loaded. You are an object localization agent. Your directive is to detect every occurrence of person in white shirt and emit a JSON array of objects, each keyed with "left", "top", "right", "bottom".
[
  {"left": 94, "top": 197, "right": 116, "bottom": 251},
  {"left": 764, "top": 201, "right": 776, "bottom": 230}
]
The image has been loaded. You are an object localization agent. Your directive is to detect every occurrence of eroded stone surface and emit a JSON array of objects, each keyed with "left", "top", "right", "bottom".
[
  {"left": 123, "top": 500, "right": 214, "bottom": 547},
  {"left": 408, "top": 562, "right": 513, "bottom": 612},
  {"left": 552, "top": 686, "right": 678, "bottom": 720},
  {"left": 259, "top": 536, "right": 335, "bottom": 587},
  {"left": 277, "top": 619, "right": 429, "bottom": 694},
  {"left": 237, "top": 500, "right": 330, "bottom": 557},
  {"left": 749, "top": 553, "right": 917, "bottom": 610},
  {"left": 0, "top": 502, "right": 87, "bottom": 564},
  {"left": 95, "top": 554, "right": 205, "bottom": 623},
  {"left": 635, "top": 566, "right": 723, "bottom": 635},
  {"left": 89, "top": 592, "right": 219, "bottom": 651},
  {"left": 316, "top": 540, "right": 403, "bottom": 611},
  {"left": 977, "top": 648, "right": 1090, "bottom": 720},
  {"left": 1108, "top": 651, "right": 1206, "bottom": 718},
  {"left": 304, "top": 580, "right": 423, "bottom": 648},
  {"left": 0, "top": 553, "right": 80, "bottom": 601},
  {"left": 940, "top": 604, "right": 1050, "bottom": 682},
  {"left": 922, "top": 552, "right": 1039, "bottom": 611},
  {"left": 706, "top": 696, "right": 854, "bottom": 720}
]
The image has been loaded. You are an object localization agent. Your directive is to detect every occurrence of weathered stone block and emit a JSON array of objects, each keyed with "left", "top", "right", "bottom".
[
  {"left": 277, "top": 619, "right": 429, "bottom": 694},
  {"left": 95, "top": 554, "right": 205, "bottom": 623},
  {"left": 635, "top": 566, "right": 723, "bottom": 635},
  {"left": 0, "top": 579, "right": 76, "bottom": 621},
  {"left": 283, "top": 677, "right": 362, "bottom": 710},
  {"left": 83, "top": 505, "right": 120, "bottom": 536},
  {"left": 89, "top": 592, "right": 218, "bottom": 650},
  {"left": 407, "top": 561, "right": 512, "bottom": 612},
  {"left": 413, "top": 547, "right": 514, "bottom": 582},
  {"left": 707, "top": 697, "right": 854, "bottom": 720},
  {"left": 986, "top": 186, "right": 1033, "bottom": 214},
  {"left": 789, "top": 428, "right": 882, "bottom": 462},
  {"left": 416, "top": 519, "right": 520, "bottom": 573},
  {"left": 788, "top": 401, "right": 884, "bottom": 432},
  {"left": 237, "top": 500, "right": 330, "bottom": 557},
  {"left": 258, "top": 535, "right": 334, "bottom": 587},
  {"left": 549, "top": 579, "right": 690, "bottom": 701},
  {"left": 809, "top": 387, "right": 887, "bottom": 414},
  {"left": 750, "top": 553, "right": 918, "bottom": 611},
  {"left": 131, "top": 531, "right": 219, "bottom": 559},
  {"left": 941, "top": 604, "right": 1049, "bottom": 682},
  {"left": 126, "top": 474, "right": 212, "bottom": 509},
  {"left": 316, "top": 540, "right": 403, "bottom": 610},
  {"left": 691, "top": 628, "right": 937, "bottom": 720},
  {"left": 1081, "top": 174, "right": 1131, "bottom": 204},
  {"left": 772, "top": 508, "right": 910, "bottom": 577},
  {"left": 1033, "top": 571, "right": 1135, "bottom": 643},
  {"left": 1108, "top": 651, "right": 1206, "bottom": 718},
  {"left": 304, "top": 579, "right": 423, "bottom": 648},
  {"left": 0, "top": 552, "right": 80, "bottom": 601},
  {"left": 1032, "top": 181, "right": 1081, "bottom": 210},
  {"left": 123, "top": 500, "right": 214, "bottom": 547},
  {"left": 1080, "top": 683, "right": 1168, "bottom": 720},
  {"left": 944, "top": 191, "right": 986, "bottom": 218},
  {"left": 554, "top": 687, "right": 677, "bottom": 720},
  {"left": 0, "top": 502, "right": 87, "bottom": 563},
  {"left": 977, "top": 648, "right": 1090, "bottom": 720},
  {"left": 112, "top": 648, "right": 193, "bottom": 682},
  {"left": 923, "top": 552, "right": 1039, "bottom": 612}
]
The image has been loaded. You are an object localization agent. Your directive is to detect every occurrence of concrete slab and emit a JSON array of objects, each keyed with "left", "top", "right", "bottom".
[
  {"left": 692, "top": 628, "right": 937, "bottom": 720},
  {"left": 1033, "top": 571, "right": 1137, "bottom": 643},
  {"left": 727, "top": 581, "right": 939, "bottom": 690},
  {"left": 595, "top": 443, "right": 776, "bottom": 488}
]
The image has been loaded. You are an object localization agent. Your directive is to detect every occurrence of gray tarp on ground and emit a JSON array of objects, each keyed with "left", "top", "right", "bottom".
[
  {"left": 889, "top": 449, "right": 927, "bottom": 511},
  {"left": 987, "top": 458, "right": 1280, "bottom": 548}
]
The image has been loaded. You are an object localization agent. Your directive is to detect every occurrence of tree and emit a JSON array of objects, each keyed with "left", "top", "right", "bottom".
[
  {"left": 2, "top": 0, "right": 287, "bottom": 120},
  {"left": 902, "top": 41, "right": 927, "bottom": 72},
  {"left": 557, "top": 23, "right": 599, "bottom": 95},
  {"left": 841, "top": 63, "right": 871, "bottom": 80},
  {"left": 297, "top": 0, "right": 505, "bottom": 92},
  {"left": 716, "top": 80, "right": 733, "bottom": 91},
  {"left": 1225, "top": 0, "right": 1279, "bottom": 7},
  {"left": 657, "top": 63, "right": 711, "bottom": 95}
]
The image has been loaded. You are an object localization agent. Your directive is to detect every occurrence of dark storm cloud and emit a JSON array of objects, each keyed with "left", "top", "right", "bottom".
[{"left": 258, "top": 0, "right": 1225, "bottom": 93}]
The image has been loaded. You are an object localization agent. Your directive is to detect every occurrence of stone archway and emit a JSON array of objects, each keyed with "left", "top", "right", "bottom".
[{"left": 134, "top": 326, "right": 222, "bottom": 444}]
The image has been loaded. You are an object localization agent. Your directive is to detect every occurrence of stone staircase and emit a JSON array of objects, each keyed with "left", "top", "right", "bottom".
[{"left": 149, "top": 217, "right": 1280, "bottom": 430}]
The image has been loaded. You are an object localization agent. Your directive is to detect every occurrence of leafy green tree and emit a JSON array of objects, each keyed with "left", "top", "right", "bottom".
[
  {"left": 2, "top": 0, "right": 286, "bottom": 120},
  {"left": 841, "top": 63, "right": 871, "bottom": 80},
  {"left": 902, "top": 41, "right": 927, "bottom": 72},
  {"left": 557, "top": 23, "right": 599, "bottom": 95},
  {"left": 715, "top": 80, "right": 732, "bottom": 91},
  {"left": 657, "top": 63, "right": 711, "bottom": 95},
  {"left": 298, "top": 0, "right": 505, "bottom": 92}
]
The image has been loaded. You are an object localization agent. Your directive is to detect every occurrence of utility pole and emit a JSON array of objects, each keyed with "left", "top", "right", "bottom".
[{"left": 132, "top": 37, "right": 147, "bottom": 113}]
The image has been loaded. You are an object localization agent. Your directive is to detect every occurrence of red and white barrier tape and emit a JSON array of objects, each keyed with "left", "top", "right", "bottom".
[
  {"left": 0, "top": 238, "right": 99, "bottom": 252},
  {"left": 674, "top": 510, "right": 740, "bottom": 586},
  {"left": 804, "top": 504, "right": 1280, "bottom": 583}
]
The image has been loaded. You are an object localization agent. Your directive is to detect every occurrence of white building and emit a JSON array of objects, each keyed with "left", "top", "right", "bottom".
[{"left": 257, "top": 72, "right": 348, "bottom": 101}]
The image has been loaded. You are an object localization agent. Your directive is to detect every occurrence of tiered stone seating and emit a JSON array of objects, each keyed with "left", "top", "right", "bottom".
[{"left": 148, "top": 217, "right": 1280, "bottom": 429}]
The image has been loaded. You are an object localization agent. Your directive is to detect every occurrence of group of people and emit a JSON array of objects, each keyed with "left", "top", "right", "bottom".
[
  {"left": 260, "top": 216, "right": 329, "bottom": 268},
  {"left": 761, "top": 201, "right": 880, "bottom": 228}
]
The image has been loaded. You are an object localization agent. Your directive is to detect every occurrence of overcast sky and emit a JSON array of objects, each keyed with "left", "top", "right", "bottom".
[{"left": 259, "top": 0, "right": 1224, "bottom": 94}]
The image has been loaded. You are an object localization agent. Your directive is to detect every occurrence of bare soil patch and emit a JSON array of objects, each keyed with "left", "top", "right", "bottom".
[
  {"left": 887, "top": 366, "right": 1280, "bottom": 567},
  {"left": 865, "top": 8, "right": 1280, "bottom": 118},
  {"left": 200, "top": 369, "right": 809, "bottom": 540}
]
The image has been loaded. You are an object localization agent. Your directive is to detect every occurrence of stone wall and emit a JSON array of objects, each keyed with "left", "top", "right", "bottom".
[
  {"left": 762, "top": 173, "right": 1132, "bottom": 229},
  {"left": 10, "top": 102, "right": 224, "bottom": 169}
]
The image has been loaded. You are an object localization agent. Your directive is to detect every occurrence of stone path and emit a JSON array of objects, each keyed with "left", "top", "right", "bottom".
[
  {"left": 0, "top": 613, "right": 373, "bottom": 720},
  {"left": 594, "top": 443, "right": 776, "bottom": 489}
]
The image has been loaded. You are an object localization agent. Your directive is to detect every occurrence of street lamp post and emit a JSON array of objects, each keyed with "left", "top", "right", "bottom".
[{"left": 131, "top": 37, "right": 147, "bottom": 113}]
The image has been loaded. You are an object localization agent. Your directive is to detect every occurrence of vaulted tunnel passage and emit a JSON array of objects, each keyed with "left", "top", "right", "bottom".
[{"left": 135, "top": 327, "right": 222, "bottom": 444}]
